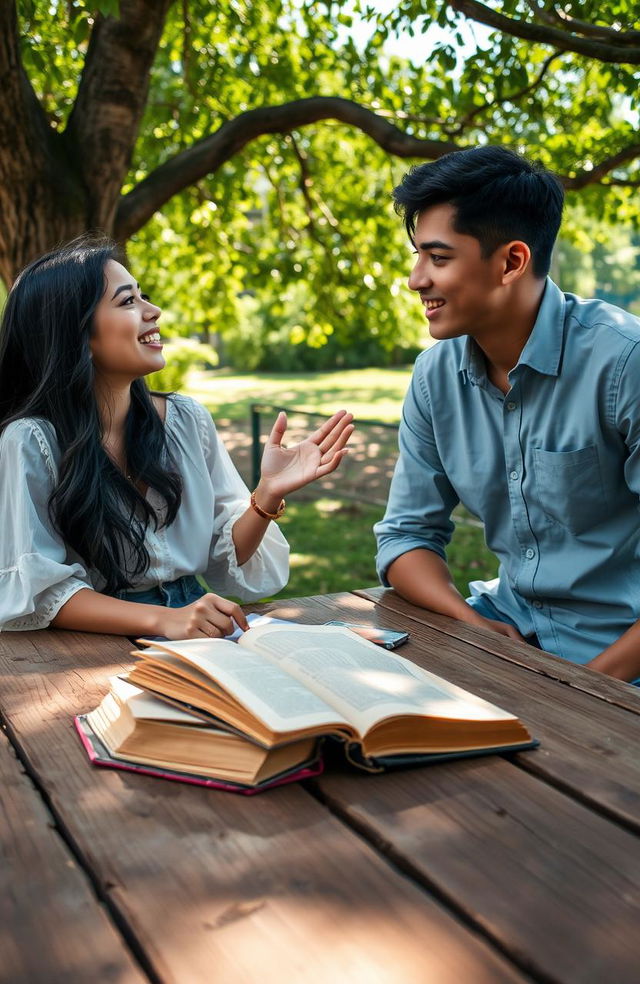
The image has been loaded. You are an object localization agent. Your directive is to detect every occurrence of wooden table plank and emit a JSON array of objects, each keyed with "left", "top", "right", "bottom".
[
  {"left": 0, "top": 726, "right": 146, "bottom": 984},
  {"left": 355, "top": 586, "right": 640, "bottom": 714},
  {"left": 260, "top": 593, "right": 640, "bottom": 831},
  {"left": 253, "top": 594, "right": 640, "bottom": 983},
  {"left": 314, "top": 757, "right": 640, "bottom": 984},
  {"left": 0, "top": 629, "right": 530, "bottom": 984}
]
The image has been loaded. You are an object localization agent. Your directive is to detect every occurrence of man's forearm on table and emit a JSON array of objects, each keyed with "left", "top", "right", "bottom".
[{"left": 386, "top": 548, "right": 483, "bottom": 624}]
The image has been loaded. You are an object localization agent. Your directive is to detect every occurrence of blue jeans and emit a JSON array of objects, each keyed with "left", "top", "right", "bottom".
[{"left": 116, "top": 574, "right": 206, "bottom": 608}]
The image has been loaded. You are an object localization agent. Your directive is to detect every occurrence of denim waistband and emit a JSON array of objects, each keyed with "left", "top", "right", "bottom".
[{"left": 116, "top": 574, "right": 206, "bottom": 608}]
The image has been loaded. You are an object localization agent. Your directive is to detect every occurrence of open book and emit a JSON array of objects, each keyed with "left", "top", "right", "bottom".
[
  {"left": 75, "top": 676, "right": 322, "bottom": 794},
  {"left": 122, "top": 623, "right": 535, "bottom": 770}
]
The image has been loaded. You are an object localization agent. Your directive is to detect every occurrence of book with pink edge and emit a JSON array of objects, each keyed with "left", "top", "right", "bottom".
[{"left": 74, "top": 714, "right": 323, "bottom": 795}]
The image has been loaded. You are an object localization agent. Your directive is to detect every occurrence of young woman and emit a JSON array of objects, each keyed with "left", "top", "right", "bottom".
[{"left": 0, "top": 237, "right": 353, "bottom": 639}]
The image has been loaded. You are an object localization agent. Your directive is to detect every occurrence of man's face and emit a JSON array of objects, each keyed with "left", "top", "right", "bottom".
[{"left": 408, "top": 203, "right": 504, "bottom": 341}]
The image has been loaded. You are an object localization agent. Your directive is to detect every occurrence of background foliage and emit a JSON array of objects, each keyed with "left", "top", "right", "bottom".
[
  {"left": 9, "top": 0, "right": 640, "bottom": 370},
  {"left": 124, "top": 0, "right": 432, "bottom": 369},
  {"left": 183, "top": 365, "right": 499, "bottom": 597}
]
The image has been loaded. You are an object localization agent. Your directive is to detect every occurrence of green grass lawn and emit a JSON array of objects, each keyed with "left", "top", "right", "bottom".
[
  {"left": 186, "top": 366, "right": 413, "bottom": 424},
  {"left": 275, "top": 498, "right": 382, "bottom": 597},
  {"left": 272, "top": 498, "right": 499, "bottom": 600},
  {"left": 184, "top": 367, "right": 499, "bottom": 600}
]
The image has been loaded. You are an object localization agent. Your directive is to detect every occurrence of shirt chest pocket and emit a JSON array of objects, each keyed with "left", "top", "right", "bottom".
[{"left": 532, "top": 445, "right": 607, "bottom": 535}]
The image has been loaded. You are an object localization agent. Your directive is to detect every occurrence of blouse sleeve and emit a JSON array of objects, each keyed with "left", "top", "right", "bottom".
[
  {"left": 0, "top": 419, "right": 91, "bottom": 631},
  {"left": 192, "top": 402, "right": 290, "bottom": 601}
]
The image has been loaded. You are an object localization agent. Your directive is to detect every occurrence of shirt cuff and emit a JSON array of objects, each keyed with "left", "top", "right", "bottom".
[
  {"left": 0, "top": 559, "right": 90, "bottom": 631},
  {"left": 206, "top": 508, "right": 290, "bottom": 601}
]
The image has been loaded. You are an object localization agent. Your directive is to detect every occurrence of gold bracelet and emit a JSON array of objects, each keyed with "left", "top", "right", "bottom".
[{"left": 250, "top": 490, "right": 286, "bottom": 520}]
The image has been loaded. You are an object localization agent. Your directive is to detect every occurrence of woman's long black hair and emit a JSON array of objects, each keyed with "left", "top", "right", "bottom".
[{"left": 0, "top": 236, "right": 182, "bottom": 594}]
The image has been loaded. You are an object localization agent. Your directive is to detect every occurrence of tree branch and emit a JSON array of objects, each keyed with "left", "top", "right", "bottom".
[
  {"left": 565, "top": 144, "right": 640, "bottom": 189},
  {"left": 64, "top": 0, "right": 174, "bottom": 230},
  {"left": 115, "top": 96, "right": 640, "bottom": 240},
  {"left": 447, "top": 0, "right": 640, "bottom": 63},
  {"left": 601, "top": 178, "right": 640, "bottom": 188},
  {"left": 261, "top": 159, "right": 295, "bottom": 242},
  {"left": 448, "top": 51, "right": 561, "bottom": 136},
  {"left": 115, "top": 96, "right": 461, "bottom": 240},
  {"left": 289, "top": 134, "right": 318, "bottom": 236},
  {"left": 525, "top": 0, "right": 640, "bottom": 45}
]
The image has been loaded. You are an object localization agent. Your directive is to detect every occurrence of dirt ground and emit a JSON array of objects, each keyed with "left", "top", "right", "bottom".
[{"left": 216, "top": 414, "right": 399, "bottom": 507}]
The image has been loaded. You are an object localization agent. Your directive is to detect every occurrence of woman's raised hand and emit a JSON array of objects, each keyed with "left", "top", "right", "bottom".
[{"left": 258, "top": 409, "right": 354, "bottom": 499}]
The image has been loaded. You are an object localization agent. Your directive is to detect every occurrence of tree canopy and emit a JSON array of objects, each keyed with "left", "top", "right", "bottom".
[{"left": 2, "top": 0, "right": 638, "bottom": 365}]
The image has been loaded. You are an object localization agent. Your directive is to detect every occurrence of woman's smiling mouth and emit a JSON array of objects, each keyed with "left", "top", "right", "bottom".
[{"left": 138, "top": 330, "right": 162, "bottom": 346}]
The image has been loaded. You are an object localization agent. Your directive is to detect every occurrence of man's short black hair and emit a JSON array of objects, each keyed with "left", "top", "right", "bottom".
[{"left": 393, "top": 146, "right": 564, "bottom": 278}]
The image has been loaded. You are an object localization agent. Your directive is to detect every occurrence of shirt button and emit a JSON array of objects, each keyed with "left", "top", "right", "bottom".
[
  {"left": 525, "top": 548, "right": 535, "bottom": 559},
  {"left": 533, "top": 600, "right": 543, "bottom": 609},
  {"left": 509, "top": 470, "right": 519, "bottom": 480},
  {"left": 506, "top": 402, "right": 517, "bottom": 411}
]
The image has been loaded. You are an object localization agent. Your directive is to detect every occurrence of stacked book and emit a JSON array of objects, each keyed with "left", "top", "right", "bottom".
[{"left": 76, "top": 621, "right": 535, "bottom": 794}]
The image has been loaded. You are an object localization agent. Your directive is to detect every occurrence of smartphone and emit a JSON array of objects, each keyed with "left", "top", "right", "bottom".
[{"left": 324, "top": 620, "right": 409, "bottom": 650}]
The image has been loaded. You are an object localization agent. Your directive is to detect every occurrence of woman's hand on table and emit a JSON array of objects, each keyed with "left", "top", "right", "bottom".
[{"left": 158, "top": 593, "right": 249, "bottom": 640}]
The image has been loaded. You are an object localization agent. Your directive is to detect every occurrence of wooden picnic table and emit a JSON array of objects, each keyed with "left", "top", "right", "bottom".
[{"left": 1, "top": 586, "right": 639, "bottom": 983}]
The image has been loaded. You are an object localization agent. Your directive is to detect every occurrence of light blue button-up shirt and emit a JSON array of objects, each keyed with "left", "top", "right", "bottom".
[{"left": 375, "top": 279, "right": 640, "bottom": 666}]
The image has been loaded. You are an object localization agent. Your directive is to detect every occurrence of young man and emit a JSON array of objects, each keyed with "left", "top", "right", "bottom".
[{"left": 375, "top": 145, "right": 640, "bottom": 683}]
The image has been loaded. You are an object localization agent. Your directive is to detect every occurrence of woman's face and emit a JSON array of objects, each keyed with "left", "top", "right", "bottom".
[{"left": 90, "top": 260, "right": 165, "bottom": 382}]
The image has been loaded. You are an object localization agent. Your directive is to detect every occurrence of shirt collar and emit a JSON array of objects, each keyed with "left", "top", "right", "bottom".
[
  {"left": 515, "top": 278, "right": 565, "bottom": 376},
  {"left": 458, "top": 336, "right": 486, "bottom": 385},
  {"left": 458, "top": 278, "right": 566, "bottom": 383}
]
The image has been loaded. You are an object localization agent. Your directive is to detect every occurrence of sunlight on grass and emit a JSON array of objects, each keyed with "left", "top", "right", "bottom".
[
  {"left": 186, "top": 367, "right": 412, "bottom": 424},
  {"left": 273, "top": 498, "right": 498, "bottom": 600},
  {"left": 309, "top": 498, "right": 344, "bottom": 514},
  {"left": 290, "top": 553, "right": 318, "bottom": 565}
]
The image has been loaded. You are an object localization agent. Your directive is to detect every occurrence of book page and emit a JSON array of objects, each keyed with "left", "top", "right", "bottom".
[
  {"left": 226, "top": 613, "right": 295, "bottom": 642},
  {"left": 241, "top": 624, "right": 518, "bottom": 735},
  {"left": 135, "top": 637, "right": 351, "bottom": 736},
  {"left": 111, "top": 675, "right": 209, "bottom": 725}
]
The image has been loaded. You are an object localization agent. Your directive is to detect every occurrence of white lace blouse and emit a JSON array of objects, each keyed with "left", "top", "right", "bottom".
[{"left": 0, "top": 394, "right": 289, "bottom": 631}]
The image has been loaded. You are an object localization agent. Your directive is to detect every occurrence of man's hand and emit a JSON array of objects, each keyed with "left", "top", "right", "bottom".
[
  {"left": 386, "top": 549, "right": 528, "bottom": 644},
  {"left": 474, "top": 616, "right": 527, "bottom": 643},
  {"left": 585, "top": 648, "right": 638, "bottom": 681},
  {"left": 580, "top": 620, "right": 640, "bottom": 682}
]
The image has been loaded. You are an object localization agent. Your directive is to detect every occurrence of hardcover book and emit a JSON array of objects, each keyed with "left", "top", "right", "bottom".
[
  {"left": 75, "top": 675, "right": 322, "bottom": 794},
  {"left": 119, "top": 622, "right": 536, "bottom": 773}
]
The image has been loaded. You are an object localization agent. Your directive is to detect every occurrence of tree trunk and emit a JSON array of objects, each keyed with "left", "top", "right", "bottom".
[
  {"left": 0, "top": 130, "right": 94, "bottom": 286},
  {"left": 0, "top": 0, "right": 172, "bottom": 287}
]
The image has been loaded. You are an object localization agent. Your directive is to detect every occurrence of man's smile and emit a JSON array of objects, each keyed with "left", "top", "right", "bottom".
[{"left": 420, "top": 296, "right": 446, "bottom": 313}]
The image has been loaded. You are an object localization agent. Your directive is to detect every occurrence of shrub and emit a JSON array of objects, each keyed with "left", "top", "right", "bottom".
[{"left": 147, "top": 338, "right": 219, "bottom": 392}]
